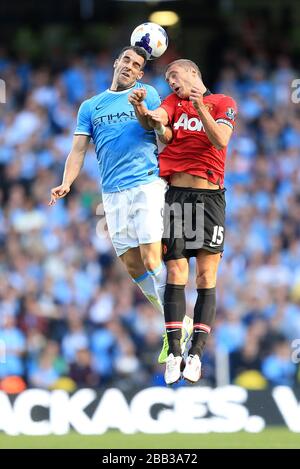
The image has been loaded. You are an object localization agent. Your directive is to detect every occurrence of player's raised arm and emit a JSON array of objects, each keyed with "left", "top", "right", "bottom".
[
  {"left": 190, "top": 87, "right": 235, "bottom": 150},
  {"left": 48, "top": 134, "right": 90, "bottom": 206},
  {"left": 128, "top": 88, "right": 152, "bottom": 129}
]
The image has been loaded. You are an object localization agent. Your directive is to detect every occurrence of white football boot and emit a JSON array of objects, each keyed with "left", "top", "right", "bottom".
[
  {"left": 182, "top": 354, "right": 202, "bottom": 383},
  {"left": 164, "top": 353, "right": 183, "bottom": 385}
]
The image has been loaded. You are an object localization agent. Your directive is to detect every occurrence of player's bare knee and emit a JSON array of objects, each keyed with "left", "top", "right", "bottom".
[
  {"left": 196, "top": 270, "right": 216, "bottom": 289},
  {"left": 142, "top": 256, "right": 161, "bottom": 273},
  {"left": 167, "top": 265, "right": 188, "bottom": 285}
]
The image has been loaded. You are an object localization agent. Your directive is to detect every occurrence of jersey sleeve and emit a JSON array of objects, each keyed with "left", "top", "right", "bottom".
[
  {"left": 214, "top": 96, "right": 238, "bottom": 130},
  {"left": 145, "top": 85, "right": 161, "bottom": 110},
  {"left": 160, "top": 94, "right": 178, "bottom": 124},
  {"left": 74, "top": 99, "right": 92, "bottom": 136}
]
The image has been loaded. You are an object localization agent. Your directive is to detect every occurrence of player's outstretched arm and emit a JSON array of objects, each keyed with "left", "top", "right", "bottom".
[
  {"left": 49, "top": 135, "right": 90, "bottom": 206},
  {"left": 128, "top": 88, "right": 153, "bottom": 130},
  {"left": 145, "top": 109, "right": 173, "bottom": 144}
]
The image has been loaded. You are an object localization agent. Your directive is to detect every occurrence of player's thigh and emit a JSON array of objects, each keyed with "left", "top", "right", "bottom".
[
  {"left": 120, "top": 246, "right": 146, "bottom": 278},
  {"left": 102, "top": 191, "right": 138, "bottom": 257},
  {"left": 195, "top": 250, "right": 221, "bottom": 288},
  {"left": 162, "top": 185, "right": 187, "bottom": 262},
  {"left": 166, "top": 258, "right": 189, "bottom": 285},
  {"left": 134, "top": 178, "right": 166, "bottom": 244}
]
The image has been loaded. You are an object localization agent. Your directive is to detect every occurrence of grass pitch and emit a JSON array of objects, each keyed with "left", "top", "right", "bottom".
[{"left": 0, "top": 428, "right": 299, "bottom": 449}]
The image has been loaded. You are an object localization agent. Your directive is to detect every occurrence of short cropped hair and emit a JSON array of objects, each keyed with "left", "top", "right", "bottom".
[
  {"left": 117, "top": 46, "right": 147, "bottom": 69},
  {"left": 165, "top": 59, "right": 202, "bottom": 79}
]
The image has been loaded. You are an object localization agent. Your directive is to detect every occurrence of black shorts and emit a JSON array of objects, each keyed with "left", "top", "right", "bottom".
[{"left": 162, "top": 185, "right": 226, "bottom": 261}]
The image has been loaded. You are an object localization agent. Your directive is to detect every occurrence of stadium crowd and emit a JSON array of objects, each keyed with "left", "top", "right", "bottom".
[{"left": 0, "top": 43, "right": 300, "bottom": 392}]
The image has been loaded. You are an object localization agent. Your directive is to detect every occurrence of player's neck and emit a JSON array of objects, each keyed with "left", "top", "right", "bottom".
[{"left": 110, "top": 81, "right": 136, "bottom": 92}]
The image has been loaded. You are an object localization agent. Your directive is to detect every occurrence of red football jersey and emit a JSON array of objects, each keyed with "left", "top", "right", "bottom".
[{"left": 159, "top": 92, "right": 237, "bottom": 187}]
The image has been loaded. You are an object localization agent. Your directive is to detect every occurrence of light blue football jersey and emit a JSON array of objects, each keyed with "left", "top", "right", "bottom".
[{"left": 74, "top": 82, "right": 161, "bottom": 193}]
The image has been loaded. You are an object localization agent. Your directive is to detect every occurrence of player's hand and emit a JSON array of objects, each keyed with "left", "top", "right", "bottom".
[
  {"left": 189, "top": 87, "right": 204, "bottom": 111},
  {"left": 48, "top": 184, "right": 71, "bottom": 206},
  {"left": 128, "top": 88, "right": 147, "bottom": 106},
  {"left": 144, "top": 110, "right": 163, "bottom": 129}
]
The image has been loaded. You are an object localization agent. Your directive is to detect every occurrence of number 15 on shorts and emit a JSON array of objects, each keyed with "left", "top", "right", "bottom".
[{"left": 210, "top": 225, "right": 224, "bottom": 247}]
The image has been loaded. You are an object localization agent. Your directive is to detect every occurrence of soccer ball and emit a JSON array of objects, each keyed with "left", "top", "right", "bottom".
[{"left": 130, "top": 22, "right": 168, "bottom": 60}]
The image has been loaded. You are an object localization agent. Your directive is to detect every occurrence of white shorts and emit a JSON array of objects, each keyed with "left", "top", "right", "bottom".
[{"left": 102, "top": 178, "right": 167, "bottom": 257}]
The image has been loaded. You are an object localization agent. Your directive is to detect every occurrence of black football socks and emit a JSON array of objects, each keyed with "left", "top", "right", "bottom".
[
  {"left": 189, "top": 287, "right": 216, "bottom": 358},
  {"left": 164, "top": 283, "right": 186, "bottom": 357}
]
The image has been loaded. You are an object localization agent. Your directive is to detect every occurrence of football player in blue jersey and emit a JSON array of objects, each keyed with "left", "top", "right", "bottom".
[{"left": 49, "top": 46, "right": 191, "bottom": 364}]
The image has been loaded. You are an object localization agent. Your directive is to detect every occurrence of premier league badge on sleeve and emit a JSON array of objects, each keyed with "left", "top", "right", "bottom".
[{"left": 226, "top": 107, "right": 236, "bottom": 120}]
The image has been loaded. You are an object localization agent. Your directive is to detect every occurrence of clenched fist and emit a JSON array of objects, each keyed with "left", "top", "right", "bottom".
[{"left": 128, "top": 88, "right": 147, "bottom": 106}]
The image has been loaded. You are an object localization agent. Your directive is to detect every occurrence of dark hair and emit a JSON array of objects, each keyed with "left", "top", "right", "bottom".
[{"left": 117, "top": 46, "right": 147, "bottom": 69}]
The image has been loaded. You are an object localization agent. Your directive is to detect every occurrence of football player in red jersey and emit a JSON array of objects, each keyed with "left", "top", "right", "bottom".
[{"left": 129, "top": 59, "right": 237, "bottom": 384}]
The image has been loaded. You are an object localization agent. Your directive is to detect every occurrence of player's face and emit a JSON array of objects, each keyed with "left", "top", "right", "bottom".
[
  {"left": 166, "top": 65, "right": 197, "bottom": 99},
  {"left": 113, "top": 50, "right": 145, "bottom": 89}
]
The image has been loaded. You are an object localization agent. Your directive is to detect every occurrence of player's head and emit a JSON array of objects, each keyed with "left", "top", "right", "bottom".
[
  {"left": 165, "top": 59, "right": 203, "bottom": 99},
  {"left": 112, "top": 46, "right": 147, "bottom": 90}
]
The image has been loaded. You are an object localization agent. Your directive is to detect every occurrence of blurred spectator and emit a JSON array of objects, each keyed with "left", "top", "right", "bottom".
[
  {"left": 262, "top": 340, "right": 297, "bottom": 387},
  {"left": 28, "top": 352, "right": 60, "bottom": 389},
  {"left": 61, "top": 309, "right": 89, "bottom": 363},
  {"left": 230, "top": 334, "right": 262, "bottom": 382},
  {"left": 69, "top": 348, "right": 99, "bottom": 388},
  {"left": 0, "top": 315, "right": 26, "bottom": 378}
]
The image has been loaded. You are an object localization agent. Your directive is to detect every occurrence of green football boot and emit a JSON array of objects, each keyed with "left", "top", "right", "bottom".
[{"left": 158, "top": 315, "right": 193, "bottom": 364}]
